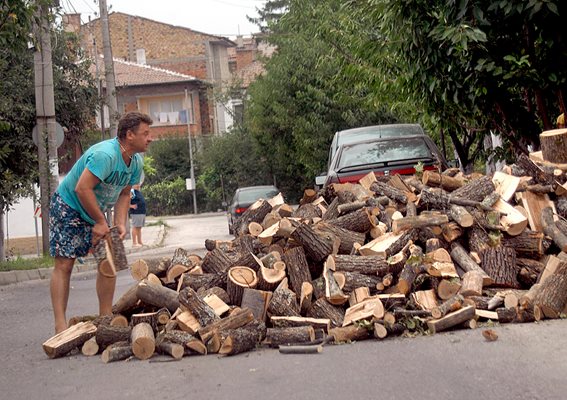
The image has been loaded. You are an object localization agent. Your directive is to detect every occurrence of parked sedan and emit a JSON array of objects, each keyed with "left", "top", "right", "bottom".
[
  {"left": 227, "top": 185, "right": 281, "bottom": 234},
  {"left": 323, "top": 135, "right": 447, "bottom": 187}
]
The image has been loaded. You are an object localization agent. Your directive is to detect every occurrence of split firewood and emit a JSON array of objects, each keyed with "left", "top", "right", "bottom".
[
  {"left": 342, "top": 297, "right": 384, "bottom": 327},
  {"left": 43, "top": 321, "right": 97, "bottom": 359},
  {"left": 450, "top": 242, "right": 492, "bottom": 285},
  {"left": 268, "top": 279, "right": 301, "bottom": 317},
  {"left": 270, "top": 316, "right": 331, "bottom": 332},
  {"left": 240, "top": 288, "right": 272, "bottom": 321},
  {"left": 92, "top": 226, "right": 127, "bottom": 278},
  {"left": 219, "top": 320, "right": 267, "bottom": 356},
  {"left": 307, "top": 298, "right": 345, "bottom": 328},
  {"left": 329, "top": 324, "right": 371, "bottom": 343},
  {"left": 431, "top": 294, "right": 464, "bottom": 319},
  {"left": 541, "top": 207, "right": 567, "bottom": 252}
]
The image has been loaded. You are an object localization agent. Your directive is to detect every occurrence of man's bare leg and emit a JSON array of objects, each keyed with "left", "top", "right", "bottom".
[
  {"left": 50, "top": 257, "right": 75, "bottom": 334},
  {"left": 96, "top": 270, "right": 116, "bottom": 316}
]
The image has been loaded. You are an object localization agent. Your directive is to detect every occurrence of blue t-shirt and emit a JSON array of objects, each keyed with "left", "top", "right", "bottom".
[
  {"left": 57, "top": 138, "right": 143, "bottom": 225},
  {"left": 130, "top": 189, "right": 146, "bottom": 215}
]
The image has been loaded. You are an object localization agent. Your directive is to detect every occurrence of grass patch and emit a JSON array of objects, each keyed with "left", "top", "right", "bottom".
[
  {"left": 146, "top": 218, "right": 169, "bottom": 228},
  {"left": 0, "top": 255, "right": 54, "bottom": 271}
]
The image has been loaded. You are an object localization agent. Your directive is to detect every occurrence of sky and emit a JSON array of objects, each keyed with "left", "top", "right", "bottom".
[{"left": 59, "top": 0, "right": 264, "bottom": 39}]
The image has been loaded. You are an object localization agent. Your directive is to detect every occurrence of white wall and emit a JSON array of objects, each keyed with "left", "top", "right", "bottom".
[{"left": 4, "top": 191, "right": 42, "bottom": 238}]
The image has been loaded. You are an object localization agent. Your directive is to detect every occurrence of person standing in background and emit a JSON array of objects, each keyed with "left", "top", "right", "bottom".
[{"left": 129, "top": 183, "right": 147, "bottom": 247}]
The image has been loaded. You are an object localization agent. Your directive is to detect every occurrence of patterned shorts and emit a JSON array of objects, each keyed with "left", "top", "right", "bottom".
[{"left": 49, "top": 192, "right": 93, "bottom": 258}]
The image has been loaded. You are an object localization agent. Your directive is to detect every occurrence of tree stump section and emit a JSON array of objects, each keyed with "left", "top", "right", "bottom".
[
  {"left": 226, "top": 266, "right": 258, "bottom": 306},
  {"left": 201, "top": 248, "right": 233, "bottom": 274},
  {"left": 540, "top": 128, "right": 567, "bottom": 164}
]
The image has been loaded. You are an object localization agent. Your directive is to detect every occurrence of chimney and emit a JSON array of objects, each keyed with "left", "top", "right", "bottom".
[
  {"left": 236, "top": 35, "right": 244, "bottom": 48},
  {"left": 136, "top": 49, "right": 146, "bottom": 65},
  {"left": 62, "top": 13, "right": 81, "bottom": 34}
]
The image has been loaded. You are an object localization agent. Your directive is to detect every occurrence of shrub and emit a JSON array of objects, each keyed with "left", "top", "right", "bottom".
[{"left": 143, "top": 177, "right": 192, "bottom": 216}]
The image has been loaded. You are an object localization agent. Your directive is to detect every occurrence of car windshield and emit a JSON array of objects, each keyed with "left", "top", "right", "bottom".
[
  {"left": 237, "top": 188, "right": 279, "bottom": 203},
  {"left": 337, "top": 137, "right": 434, "bottom": 169},
  {"left": 339, "top": 125, "right": 424, "bottom": 145}
]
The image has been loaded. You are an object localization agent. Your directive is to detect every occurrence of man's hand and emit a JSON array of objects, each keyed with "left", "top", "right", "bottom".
[
  {"left": 92, "top": 221, "right": 110, "bottom": 245},
  {"left": 115, "top": 223, "right": 127, "bottom": 240}
]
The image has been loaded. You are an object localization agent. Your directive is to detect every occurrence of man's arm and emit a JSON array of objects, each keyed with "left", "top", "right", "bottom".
[
  {"left": 114, "top": 186, "right": 132, "bottom": 239},
  {"left": 75, "top": 169, "right": 109, "bottom": 244}
]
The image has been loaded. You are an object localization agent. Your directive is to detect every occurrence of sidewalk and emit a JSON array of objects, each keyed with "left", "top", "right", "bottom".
[{"left": 0, "top": 219, "right": 168, "bottom": 286}]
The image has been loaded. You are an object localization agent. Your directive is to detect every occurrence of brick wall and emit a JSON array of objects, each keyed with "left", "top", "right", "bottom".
[{"left": 235, "top": 49, "right": 256, "bottom": 71}]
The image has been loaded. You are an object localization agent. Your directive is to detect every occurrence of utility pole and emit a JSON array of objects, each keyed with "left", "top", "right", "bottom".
[
  {"left": 33, "top": 1, "right": 59, "bottom": 254},
  {"left": 185, "top": 89, "right": 198, "bottom": 214},
  {"left": 99, "top": 0, "right": 119, "bottom": 137}
]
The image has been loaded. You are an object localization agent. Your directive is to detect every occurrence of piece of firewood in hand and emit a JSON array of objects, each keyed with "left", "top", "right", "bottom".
[{"left": 93, "top": 226, "right": 127, "bottom": 278}]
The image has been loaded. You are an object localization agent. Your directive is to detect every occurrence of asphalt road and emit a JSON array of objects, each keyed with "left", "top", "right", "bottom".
[{"left": 1, "top": 214, "right": 566, "bottom": 400}]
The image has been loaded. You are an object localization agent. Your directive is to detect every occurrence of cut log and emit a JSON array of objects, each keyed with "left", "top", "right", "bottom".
[
  {"left": 219, "top": 321, "right": 267, "bottom": 356},
  {"left": 95, "top": 323, "right": 132, "bottom": 349},
  {"left": 427, "top": 305, "right": 476, "bottom": 334},
  {"left": 396, "top": 245, "right": 426, "bottom": 295},
  {"left": 279, "top": 344, "right": 323, "bottom": 354},
  {"left": 451, "top": 175, "right": 495, "bottom": 202},
  {"left": 422, "top": 170, "right": 464, "bottom": 191},
  {"left": 333, "top": 271, "right": 382, "bottom": 294},
  {"left": 411, "top": 289, "right": 439, "bottom": 311},
  {"left": 178, "top": 287, "right": 220, "bottom": 327},
  {"left": 442, "top": 222, "right": 464, "bottom": 243},
  {"left": 112, "top": 282, "right": 140, "bottom": 315},
  {"left": 265, "top": 326, "right": 315, "bottom": 346},
  {"left": 291, "top": 222, "right": 339, "bottom": 263},
  {"left": 492, "top": 171, "right": 521, "bottom": 202},
  {"left": 541, "top": 207, "right": 567, "bottom": 252},
  {"left": 501, "top": 230, "right": 545, "bottom": 259},
  {"left": 156, "top": 330, "right": 204, "bottom": 354},
  {"left": 532, "top": 259, "right": 567, "bottom": 318},
  {"left": 299, "top": 281, "right": 313, "bottom": 315},
  {"left": 101, "top": 341, "right": 133, "bottom": 363},
  {"left": 392, "top": 213, "right": 449, "bottom": 234},
  {"left": 540, "top": 128, "right": 567, "bottom": 164},
  {"left": 81, "top": 336, "right": 99, "bottom": 356},
  {"left": 197, "top": 307, "right": 255, "bottom": 343},
  {"left": 492, "top": 199, "right": 529, "bottom": 236},
  {"left": 200, "top": 248, "right": 233, "bottom": 274},
  {"left": 226, "top": 266, "right": 258, "bottom": 306},
  {"left": 459, "top": 271, "right": 484, "bottom": 297},
  {"left": 136, "top": 281, "right": 180, "bottom": 313},
  {"left": 450, "top": 242, "right": 493, "bottom": 285},
  {"left": 306, "top": 298, "right": 345, "bottom": 328},
  {"left": 270, "top": 316, "right": 331, "bottom": 332},
  {"left": 517, "top": 191, "right": 556, "bottom": 233},
  {"left": 42, "top": 321, "right": 97, "bottom": 359},
  {"left": 431, "top": 294, "right": 464, "bottom": 319},
  {"left": 267, "top": 280, "right": 301, "bottom": 317},
  {"left": 233, "top": 200, "right": 272, "bottom": 236},
  {"left": 130, "top": 322, "right": 155, "bottom": 360},
  {"left": 328, "top": 207, "right": 377, "bottom": 233},
  {"left": 282, "top": 246, "right": 312, "bottom": 295},
  {"left": 130, "top": 257, "right": 169, "bottom": 281},
  {"left": 481, "top": 246, "right": 520, "bottom": 288},
  {"left": 156, "top": 340, "right": 184, "bottom": 360},
  {"left": 315, "top": 222, "right": 366, "bottom": 255},
  {"left": 329, "top": 325, "right": 371, "bottom": 343}
]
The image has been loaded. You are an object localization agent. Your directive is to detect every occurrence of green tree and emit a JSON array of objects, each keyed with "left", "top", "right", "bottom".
[{"left": 0, "top": 2, "right": 98, "bottom": 259}]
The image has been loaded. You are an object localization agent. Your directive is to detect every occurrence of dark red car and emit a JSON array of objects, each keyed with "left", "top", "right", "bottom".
[{"left": 323, "top": 135, "right": 447, "bottom": 187}]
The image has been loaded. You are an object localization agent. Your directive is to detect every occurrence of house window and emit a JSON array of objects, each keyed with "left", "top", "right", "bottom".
[{"left": 145, "top": 96, "right": 193, "bottom": 125}]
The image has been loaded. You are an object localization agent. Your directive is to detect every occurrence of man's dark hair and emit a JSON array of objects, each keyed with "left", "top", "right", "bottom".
[{"left": 117, "top": 112, "right": 153, "bottom": 139}]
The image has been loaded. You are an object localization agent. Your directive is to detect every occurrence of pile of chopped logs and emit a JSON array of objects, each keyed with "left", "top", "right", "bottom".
[{"left": 43, "top": 143, "right": 567, "bottom": 361}]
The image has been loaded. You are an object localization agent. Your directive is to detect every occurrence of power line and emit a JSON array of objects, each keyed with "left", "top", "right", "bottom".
[{"left": 208, "top": 0, "right": 256, "bottom": 9}]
